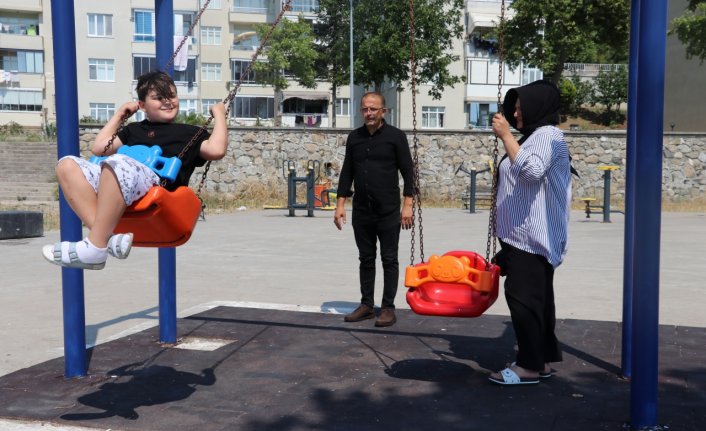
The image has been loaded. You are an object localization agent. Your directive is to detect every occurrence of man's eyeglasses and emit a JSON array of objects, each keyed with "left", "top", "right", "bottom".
[{"left": 360, "top": 107, "right": 384, "bottom": 114}]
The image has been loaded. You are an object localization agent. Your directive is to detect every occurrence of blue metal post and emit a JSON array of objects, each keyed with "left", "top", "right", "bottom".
[
  {"left": 51, "top": 0, "right": 87, "bottom": 378},
  {"left": 622, "top": 0, "right": 640, "bottom": 380},
  {"left": 630, "top": 0, "right": 667, "bottom": 428},
  {"left": 155, "top": 0, "right": 177, "bottom": 343}
]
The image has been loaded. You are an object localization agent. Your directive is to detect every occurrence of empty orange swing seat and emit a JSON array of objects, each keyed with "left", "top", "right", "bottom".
[
  {"left": 114, "top": 186, "right": 202, "bottom": 248},
  {"left": 404, "top": 250, "right": 501, "bottom": 318}
]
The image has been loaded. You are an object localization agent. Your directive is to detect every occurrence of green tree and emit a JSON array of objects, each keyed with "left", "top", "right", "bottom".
[
  {"left": 252, "top": 16, "right": 319, "bottom": 125},
  {"left": 559, "top": 74, "right": 593, "bottom": 116},
  {"left": 670, "top": 0, "right": 706, "bottom": 63},
  {"left": 316, "top": 0, "right": 353, "bottom": 127},
  {"left": 353, "top": 0, "right": 466, "bottom": 98},
  {"left": 502, "top": 0, "right": 630, "bottom": 83},
  {"left": 590, "top": 66, "right": 628, "bottom": 124}
]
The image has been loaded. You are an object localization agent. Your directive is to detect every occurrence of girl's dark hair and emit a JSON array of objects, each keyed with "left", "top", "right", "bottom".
[{"left": 135, "top": 71, "right": 176, "bottom": 101}]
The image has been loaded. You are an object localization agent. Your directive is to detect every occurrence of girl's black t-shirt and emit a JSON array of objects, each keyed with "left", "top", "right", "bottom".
[{"left": 117, "top": 120, "right": 210, "bottom": 190}]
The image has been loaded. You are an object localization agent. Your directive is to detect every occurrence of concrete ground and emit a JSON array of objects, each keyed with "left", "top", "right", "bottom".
[{"left": 0, "top": 207, "right": 704, "bottom": 430}]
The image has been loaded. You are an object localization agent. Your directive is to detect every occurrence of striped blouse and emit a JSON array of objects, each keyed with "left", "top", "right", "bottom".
[{"left": 495, "top": 125, "right": 572, "bottom": 268}]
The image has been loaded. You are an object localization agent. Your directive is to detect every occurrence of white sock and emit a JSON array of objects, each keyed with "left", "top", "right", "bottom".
[{"left": 76, "top": 238, "right": 108, "bottom": 264}]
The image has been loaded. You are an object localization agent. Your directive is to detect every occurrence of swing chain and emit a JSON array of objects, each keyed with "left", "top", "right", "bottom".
[
  {"left": 408, "top": 0, "right": 424, "bottom": 266},
  {"left": 485, "top": 0, "right": 505, "bottom": 268},
  {"left": 97, "top": 0, "right": 292, "bottom": 200}
]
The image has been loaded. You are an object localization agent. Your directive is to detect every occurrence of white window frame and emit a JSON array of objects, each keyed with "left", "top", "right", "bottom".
[
  {"left": 87, "top": 13, "right": 112, "bottom": 37},
  {"left": 422, "top": 106, "right": 445, "bottom": 129},
  {"left": 200, "top": 26, "right": 221, "bottom": 45},
  {"left": 335, "top": 98, "right": 350, "bottom": 116},
  {"left": 133, "top": 10, "right": 155, "bottom": 42},
  {"left": 201, "top": 63, "right": 222, "bottom": 81},
  {"left": 89, "top": 103, "right": 115, "bottom": 122},
  {"left": 179, "top": 99, "right": 198, "bottom": 116},
  {"left": 88, "top": 58, "right": 115, "bottom": 82},
  {"left": 201, "top": 0, "right": 221, "bottom": 9},
  {"left": 202, "top": 99, "right": 220, "bottom": 116}
]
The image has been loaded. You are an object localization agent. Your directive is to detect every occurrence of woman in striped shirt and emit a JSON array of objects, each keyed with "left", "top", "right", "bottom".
[{"left": 488, "top": 80, "right": 572, "bottom": 386}]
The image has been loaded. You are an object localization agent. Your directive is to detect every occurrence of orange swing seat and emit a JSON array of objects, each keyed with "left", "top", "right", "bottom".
[
  {"left": 114, "top": 186, "right": 202, "bottom": 248},
  {"left": 404, "top": 250, "right": 501, "bottom": 318}
]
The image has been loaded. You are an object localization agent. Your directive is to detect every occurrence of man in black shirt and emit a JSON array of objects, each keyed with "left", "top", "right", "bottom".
[{"left": 334, "top": 92, "right": 415, "bottom": 327}]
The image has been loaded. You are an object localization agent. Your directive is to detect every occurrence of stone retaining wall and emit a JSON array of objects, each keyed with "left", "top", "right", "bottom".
[{"left": 78, "top": 127, "right": 706, "bottom": 204}]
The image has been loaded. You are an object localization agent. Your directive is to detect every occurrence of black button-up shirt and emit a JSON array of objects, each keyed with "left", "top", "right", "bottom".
[{"left": 336, "top": 122, "right": 415, "bottom": 216}]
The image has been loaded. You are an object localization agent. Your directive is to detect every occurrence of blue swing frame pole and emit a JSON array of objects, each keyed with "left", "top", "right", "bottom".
[
  {"left": 155, "top": 0, "right": 178, "bottom": 344},
  {"left": 51, "top": 0, "right": 88, "bottom": 378},
  {"left": 621, "top": 0, "right": 640, "bottom": 379},
  {"left": 630, "top": 0, "right": 667, "bottom": 428}
]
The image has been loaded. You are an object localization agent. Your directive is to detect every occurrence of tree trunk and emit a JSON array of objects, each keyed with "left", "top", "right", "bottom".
[{"left": 274, "top": 89, "right": 283, "bottom": 127}]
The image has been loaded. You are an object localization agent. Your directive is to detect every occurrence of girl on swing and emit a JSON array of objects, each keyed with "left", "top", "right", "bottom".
[{"left": 43, "top": 71, "right": 228, "bottom": 270}]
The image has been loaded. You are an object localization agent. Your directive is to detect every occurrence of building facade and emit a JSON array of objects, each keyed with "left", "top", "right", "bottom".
[{"left": 0, "top": 0, "right": 539, "bottom": 131}]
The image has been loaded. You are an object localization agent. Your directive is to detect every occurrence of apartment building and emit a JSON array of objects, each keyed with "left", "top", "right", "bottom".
[{"left": 0, "top": 0, "right": 534, "bottom": 131}]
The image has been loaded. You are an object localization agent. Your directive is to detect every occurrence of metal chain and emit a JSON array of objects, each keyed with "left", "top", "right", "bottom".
[
  {"left": 101, "top": 0, "right": 292, "bottom": 195},
  {"left": 485, "top": 0, "right": 505, "bottom": 268},
  {"left": 408, "top": 0, "right": 424, "bottom": 265}
]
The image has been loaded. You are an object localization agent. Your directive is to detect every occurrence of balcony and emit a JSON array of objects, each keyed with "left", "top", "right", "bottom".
[
  {"left": 0, "top": 0, "right": 42, "bottom": 12},
  {"left": 288, "top": 0, "right": 319, "bottom": 14}
]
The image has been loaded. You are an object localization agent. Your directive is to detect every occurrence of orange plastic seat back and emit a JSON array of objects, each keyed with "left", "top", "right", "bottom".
[
  {"left": 114, "top": 186, "right": 202, "bottom": 247},
  {"left": 404, "top": 250, "right": 500, "bottom": 318}
]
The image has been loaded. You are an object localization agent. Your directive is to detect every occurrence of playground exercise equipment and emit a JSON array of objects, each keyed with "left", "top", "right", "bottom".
[
  {"left": 456, "top": 160, "right": 494, "bottom": 214},
  {"left": 403, "top": 0, "right": 502, "bottom": 318},
  {"left": 264, "top": 159, "right": 335, "bottom": 216},
  {"left": 579, "top": 165, "right": 622, "bottom": 223}
]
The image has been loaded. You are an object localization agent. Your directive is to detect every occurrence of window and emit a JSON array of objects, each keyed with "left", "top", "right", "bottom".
[
  {"left": 201, "top": 63, "right": 221, "bottom": 81},
  {"left": 87, "top": 14, "right": 112, "bottom": 37},
  {"left": 233, "top": 96, "right": 274, "bottom": 119},
  {"left": 133, "top": 56, "right": 158, "bottom": 79},
  {"left": 467, "top": 102, "right": 495, "bottom": 129},
  {"left": 88, "top": 58, "right": 115, "bottom": 81},
  {"left": 233, "top": 0, "right": 268, "bottom": 13},
  {"left": 522, "top": 67, "right": 543, "bottom": 85},
  {"left": 201, "top": 0, "right": 221, "bottom": 9},
  {"left": 134, "top": 10, "right": 155, "bottom": 42},
  {"left": 179, "top": 99, "right": 198, "bottom": 116},
  {"left": 0, "top": 49, "right": 43, "bottom": 73},
  {"left": 202, "top": 99, "right": 220, "bottom": 116},
  {"left": 231, "top": 59, "right": 266, "bottom": 84},
  {"left": 173, "top": 59, "right": 196, "bottom": 83},
  {"left": 0, "top": 16, "right": 40, "bottom": 35},
  {"left": 89, "top": 103, "right": 115, "bottom": 122},
  {"left": 290, "top": 0, "right": 319, "bottom": 13},
  {"left": 422, "top": 106, "right": 444, "bottom": 129},
  {"left": 174, "top": 12, "right": 194, "bottom": 37},
  {"left": 335, "top": 98, "right": 350, "bottom": 116},
  {"left": 232, "top": 27, "right": 260, "bottom": 50},
  {"left": 201, "top": 26, "right": 221, "bottom": 45},
  {"left": 0, "top": 89, "right": 42, "bottom": 112},
  {"left": 283, "top": 98, "right": 327, "bottom": 114},
  {"left": 133, "top": 56, "right": 196, "bottom": 84}
]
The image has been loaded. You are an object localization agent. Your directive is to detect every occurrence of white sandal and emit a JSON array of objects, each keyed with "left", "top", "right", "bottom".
[
  {"left": 107, "top": 233, "right": 133, "bottom": 259},
  {"left": 488, "top": 367, "right": 540, "bottom": 386},
  {"left": 42, "top": 241, "right": 106, "bottom": 270}
]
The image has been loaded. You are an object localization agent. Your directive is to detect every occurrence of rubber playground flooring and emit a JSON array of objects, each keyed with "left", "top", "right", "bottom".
[{"left": 0, "top": 306, "right": 704, "bottom": 431}]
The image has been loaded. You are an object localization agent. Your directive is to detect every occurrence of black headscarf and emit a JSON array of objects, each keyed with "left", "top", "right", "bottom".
[
  {"left": 502, "top": 79, "right": 561, "bottom": 143},
  {"left": 500, "top": 80, "right": 578, "bottom": 176}
]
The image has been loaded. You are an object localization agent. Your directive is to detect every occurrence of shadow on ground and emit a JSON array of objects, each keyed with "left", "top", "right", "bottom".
[{"left": 0, "top": 306, "right": 703, "bottom": 431}]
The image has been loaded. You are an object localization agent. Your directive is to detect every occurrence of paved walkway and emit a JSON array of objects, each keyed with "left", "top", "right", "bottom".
[{"left": 1, "top": 207, "right": 705, "bottom": 430}]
